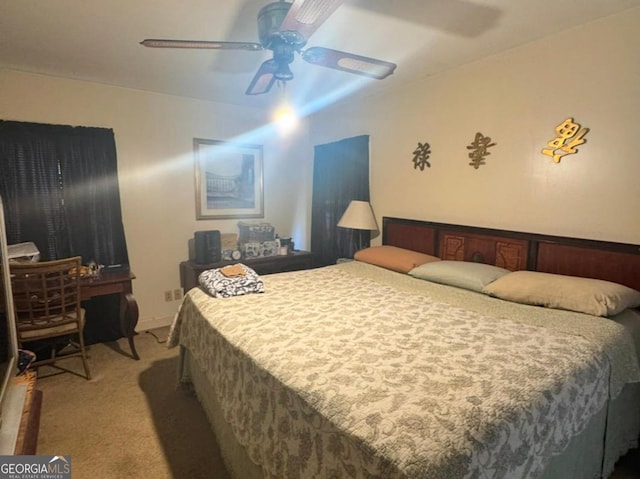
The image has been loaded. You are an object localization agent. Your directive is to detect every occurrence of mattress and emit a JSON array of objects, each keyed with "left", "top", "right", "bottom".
[{"left": 169, "top": 261, "right": 640, "bottom": 478}]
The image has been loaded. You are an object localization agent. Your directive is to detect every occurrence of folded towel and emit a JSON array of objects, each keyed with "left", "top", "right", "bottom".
[
  {"left": 220, "top": 264, "right": 245, "bottom": 278},
  {"left": 199, "top": 263, "right": 264, "bottom": 298}
]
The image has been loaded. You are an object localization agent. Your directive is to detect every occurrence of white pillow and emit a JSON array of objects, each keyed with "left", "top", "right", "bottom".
[{"left": 482, "top": 270, "right": 640, "bottom": 317}]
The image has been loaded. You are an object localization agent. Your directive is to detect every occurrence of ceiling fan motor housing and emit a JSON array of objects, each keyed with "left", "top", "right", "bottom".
[{"left": 258, "top": 1, "right": 305, "bottom": 50}]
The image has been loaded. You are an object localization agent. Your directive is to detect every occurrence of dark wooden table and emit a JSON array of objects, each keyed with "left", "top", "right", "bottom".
[{"left": 80, "top": 270, "right": 139, "bottom": 360}]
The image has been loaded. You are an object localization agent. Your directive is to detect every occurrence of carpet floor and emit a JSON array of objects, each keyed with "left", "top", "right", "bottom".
[
  {"left": 34, "top": 327, "right": 639, "bottom": 479},
  {"left": 35, "top": 327, "right": 228, "bottom": 479}
]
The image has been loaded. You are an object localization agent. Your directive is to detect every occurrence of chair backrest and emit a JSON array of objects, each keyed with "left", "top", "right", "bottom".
[{"left": 10, "top": 256, "right": 83, "bottom": 329}]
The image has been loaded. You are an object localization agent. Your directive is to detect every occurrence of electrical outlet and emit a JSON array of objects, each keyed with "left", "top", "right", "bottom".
[
  {"left": 164, "top": 290, "right": 172, "bottom": 302},
  {"left": 173, "top": 288, "right": 183, "bottom": 301}
]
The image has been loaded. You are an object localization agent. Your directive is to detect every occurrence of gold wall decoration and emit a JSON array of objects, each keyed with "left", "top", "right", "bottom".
[
  {"left": 467, "top": 132, "right": 496, "bottom": 169},
  {"left": 412, "top": 142, "right": 432, "bottom": 171},
  {"left": 541, "top": 117, "right": 589, "bottom": 163}
]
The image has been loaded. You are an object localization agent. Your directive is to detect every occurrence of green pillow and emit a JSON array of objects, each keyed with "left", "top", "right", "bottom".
[{"left": 409, "top": 260, "right": 510, "bottom": 293}]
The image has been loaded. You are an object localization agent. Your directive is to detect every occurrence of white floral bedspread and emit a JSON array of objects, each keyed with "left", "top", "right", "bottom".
[{"left": 168, "top": 262, "right": 639, "bottom": 479}]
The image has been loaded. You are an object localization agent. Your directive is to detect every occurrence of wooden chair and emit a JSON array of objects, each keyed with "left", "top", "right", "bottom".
[{"left": 10, "top": 256, "right": 91, "bottom": 379}]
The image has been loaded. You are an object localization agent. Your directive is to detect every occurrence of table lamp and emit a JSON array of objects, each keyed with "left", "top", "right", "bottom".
[{"left": 337, "top": 200, "right": 379, "bottom": 257}]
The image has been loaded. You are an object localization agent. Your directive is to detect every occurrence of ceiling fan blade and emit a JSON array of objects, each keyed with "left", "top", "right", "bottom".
[
  {"left": 245, "top": 60, "right": 278, "bottom": 95},
  {"left": 278, "top": 0, "right": 344, "bottom": 41},
  {"left": 140, "top": 39, "right": 263, "bottom": 51},
  {"left": 302, "top": 47, "right": 396, "bottom": 79}
]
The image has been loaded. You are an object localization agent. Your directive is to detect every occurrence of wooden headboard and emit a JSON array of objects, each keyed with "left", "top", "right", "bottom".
[{"left": 382, "top": 217, "right": 640, "bottom": 291}]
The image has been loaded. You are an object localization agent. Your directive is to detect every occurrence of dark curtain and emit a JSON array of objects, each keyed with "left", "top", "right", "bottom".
[
  {"left": 0, "top": 120, "right": 129, "bottom": 266},
  {"left": 311, "top": 135, "right": 370, "bottom": 266}
]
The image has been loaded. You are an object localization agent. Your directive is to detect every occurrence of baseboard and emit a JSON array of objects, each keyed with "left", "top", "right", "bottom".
[
  {"left": 136, "top": 315, "right": 174, "bottom": 332},
  {"left": 16, "top": 389, "right": 41, "bottom": 455}
]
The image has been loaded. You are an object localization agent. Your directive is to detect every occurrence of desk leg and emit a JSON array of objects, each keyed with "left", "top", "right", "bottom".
[{"left": 120, "top": 293, "right": 140, "bottom": 360}]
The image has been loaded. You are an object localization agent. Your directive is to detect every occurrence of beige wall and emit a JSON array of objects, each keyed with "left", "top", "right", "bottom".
[
  {"left": 0, "top": 70, "right": 313, "bottom": 329},
  {"left": 308, "top": 8, "right": 640, "bottom": 245}
]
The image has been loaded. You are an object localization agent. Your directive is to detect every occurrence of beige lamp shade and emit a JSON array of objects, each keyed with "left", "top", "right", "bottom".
[{"left": 337, "top": 200, "right": 378, "bottom": 231}]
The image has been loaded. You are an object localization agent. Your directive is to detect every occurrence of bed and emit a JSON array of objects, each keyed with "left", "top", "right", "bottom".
[{"left": 168, "top": 217, "right": 640, "bottom": 479}]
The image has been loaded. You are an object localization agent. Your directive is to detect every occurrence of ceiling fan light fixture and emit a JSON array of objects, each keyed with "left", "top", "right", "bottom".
[
  {"left": 273, "top": 103, "right": 298, "bottom": 132},
  {"left": 274, "top": 61, "right": 294, "bottom": 81},
  {"left": 273, "top": 81, "right": 298, "bottom": 132}
]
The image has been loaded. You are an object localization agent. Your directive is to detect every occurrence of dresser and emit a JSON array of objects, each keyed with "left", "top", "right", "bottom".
[{"left": 179, "top": 250, "right": 315, "bottom": 292}]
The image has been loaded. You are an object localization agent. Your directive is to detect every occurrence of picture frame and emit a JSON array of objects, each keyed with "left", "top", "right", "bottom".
[{"left": 193, "top": 138, "right": 264, "bottom": 220}]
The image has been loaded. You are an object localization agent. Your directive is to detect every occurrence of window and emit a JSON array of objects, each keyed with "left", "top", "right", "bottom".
[{"left": 0, "top": 120, "right": 129, "bottom": 266}]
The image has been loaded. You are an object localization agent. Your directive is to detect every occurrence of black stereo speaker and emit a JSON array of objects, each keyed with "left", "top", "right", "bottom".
[{"left": 194, "top": 230, "right": 221, "bottom": 264}]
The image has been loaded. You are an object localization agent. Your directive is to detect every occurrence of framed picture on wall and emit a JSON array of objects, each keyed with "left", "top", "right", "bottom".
[{"left": 193, "top": 138, "right": 264, "bottom": 220}]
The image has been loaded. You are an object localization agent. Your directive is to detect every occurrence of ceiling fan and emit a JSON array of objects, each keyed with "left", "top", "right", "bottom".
[{"left": 141, "top": 0, "right": 397, "bottom": 96}]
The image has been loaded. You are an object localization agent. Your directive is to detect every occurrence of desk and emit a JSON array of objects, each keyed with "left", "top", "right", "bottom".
[{"left": 81, "top": 271, "right": 139, "bottom": 360}]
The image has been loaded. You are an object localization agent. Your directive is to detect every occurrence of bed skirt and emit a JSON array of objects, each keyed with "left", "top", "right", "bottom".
[{"left": 180, "top": 346, "right": 639, "bottom": 479}]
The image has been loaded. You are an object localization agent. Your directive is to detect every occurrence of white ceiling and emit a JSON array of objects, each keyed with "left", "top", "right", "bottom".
[{"left": 2, "top": 0, "right": 639, "bottom": 112}]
